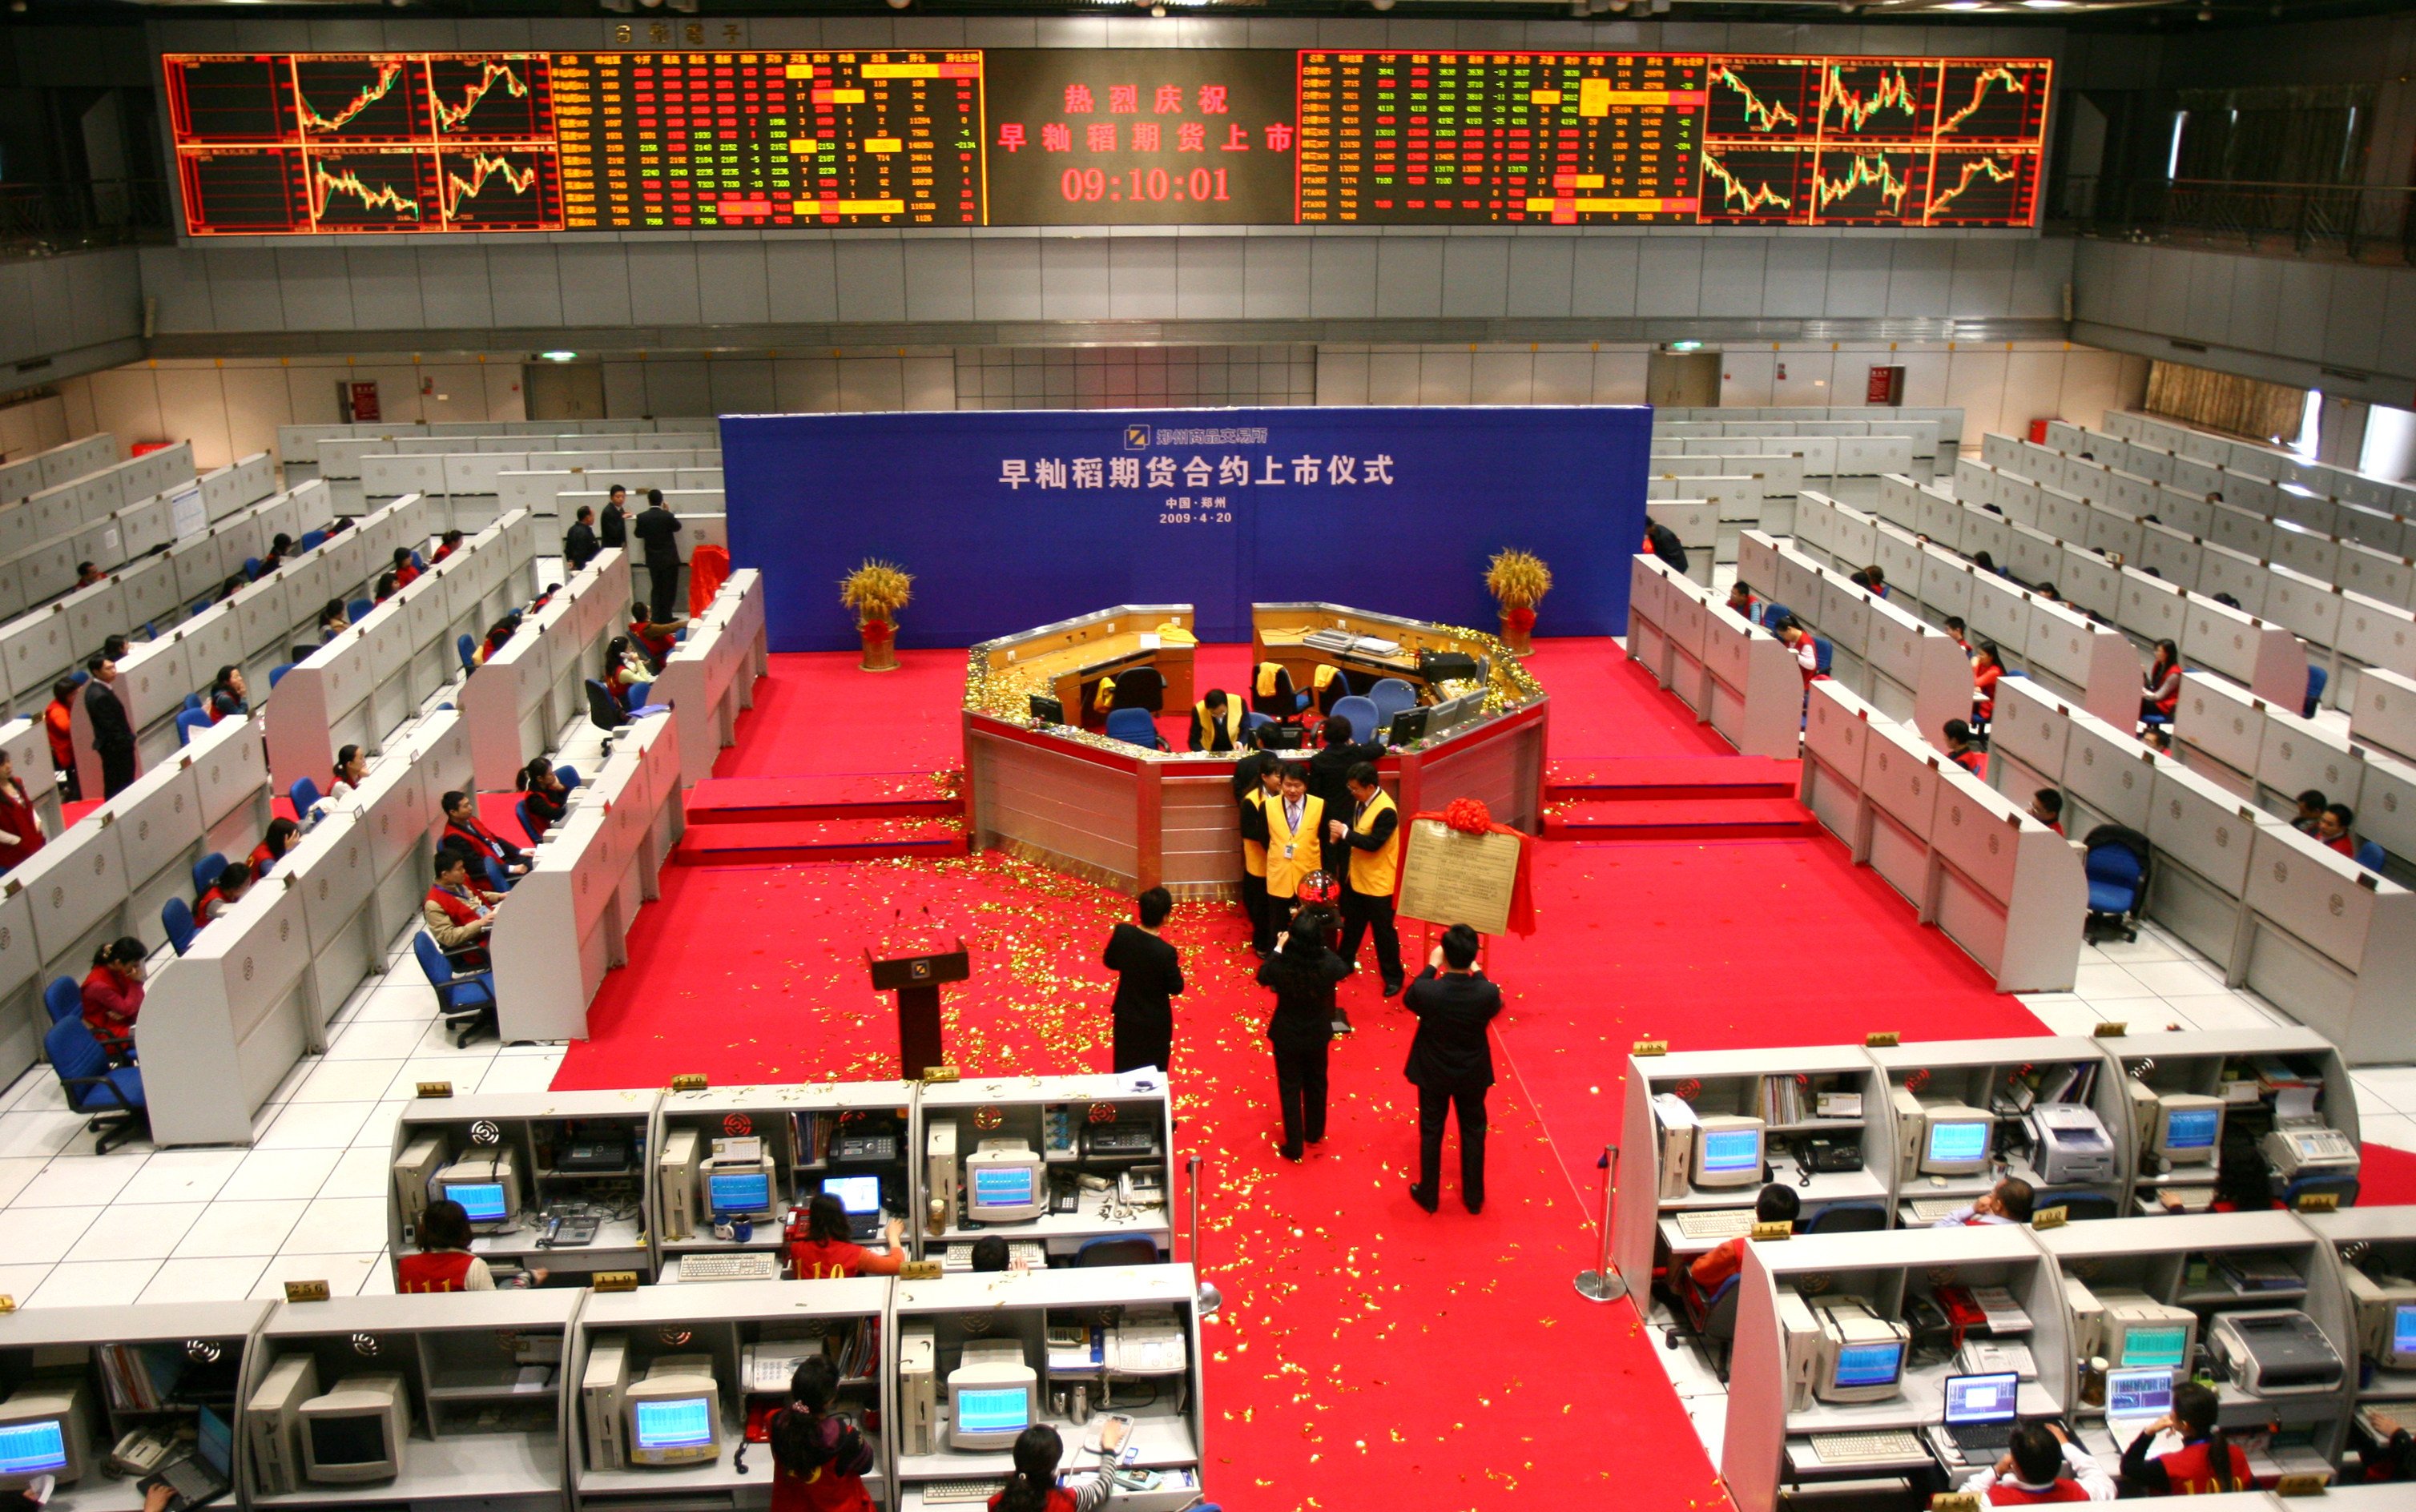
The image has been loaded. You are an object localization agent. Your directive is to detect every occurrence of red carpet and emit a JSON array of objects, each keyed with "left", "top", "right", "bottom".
[{"left": 547, "top": 633, "right": 2416, "bottom": 1511}]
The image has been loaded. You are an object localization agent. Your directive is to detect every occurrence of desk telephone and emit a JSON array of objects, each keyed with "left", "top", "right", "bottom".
[{"left": 111, "top": 1425, "right": 182, "bottom": 1478}]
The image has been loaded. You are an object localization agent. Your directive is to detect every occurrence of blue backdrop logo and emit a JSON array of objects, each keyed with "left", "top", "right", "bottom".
[{"left": 720, "top": 405, "right": 1651, "bottom": 653}]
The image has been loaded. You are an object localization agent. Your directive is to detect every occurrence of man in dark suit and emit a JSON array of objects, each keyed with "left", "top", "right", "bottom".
[
  {"left": 1403, "top": 923, "right": 1501, "bottom": 1214},
  {"left": 600, "top": 484, "right": 630, "bottom": 550},
  {"left": 632, "top": 488, "right": 683, "bottom": 622},
  {"left": 1101, "top": 886, "right": 1184, "bottom": 1074},
  {"left": 82, "top": 653, "right": 138, "bottom": 798},
  {"left": 1307, "top": 714, "right": 1385, "bottom": 871}
]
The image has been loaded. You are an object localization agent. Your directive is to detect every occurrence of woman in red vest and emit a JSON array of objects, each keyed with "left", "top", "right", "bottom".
[
  {"left": 397, "top": 1199, "right": 496, "bottom": 1293},
  {"left": 0, "top": 748, "right": 48, "bottom": 870},
  {"left": 82, "top": 938, "right": 147, "bottom": 1046},
  {"left": 767, "top": 1357, "right": 877, "bottom": 1512},
  {"left": 989, "top": 1426, "right": 1109, "bottom": 1512},
  {"left": 2120, "top": 1379, "right": 2251, "bottom": 1494},
  {"left": 2142, "top": 638, "right": 2182, "bottom": 724},
  {"left": 251, "top": 818, "right": 300, "bottom": 880},
  {"left": 784, "top": 1193, "right": 906, "bottom": 1281}
]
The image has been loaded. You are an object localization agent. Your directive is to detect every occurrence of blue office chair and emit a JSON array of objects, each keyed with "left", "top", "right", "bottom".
[
  {"left": 517, "top": 798, "right": 545, "bottom": 846},
  {"left": 457, "top": 633, "right": 478, "bottom": 674},
  {"left": 2354, "top": 839, "right": 2386, "bottom": 873},
  {"left": 1330, "top": 694, "right": 1381, "bottom": 746},
  {"left": 174, "top": 708, "right": 214, "bottom": 746},
  {"left": 1800, "top": 1203, "right": 1887, "bottom": 1235},
  {"left": 625, "top": 681, "right": 650, "bottom": 708},
  {"left": 190, "top": 852, "right": 227, "bottom": 899},
  {"left": 1104, "top": 707, "right": 1168, "bottom": 750},
  {"left": 161, "top": 898, "right": 196, "bottom": 956},
  {"left": 1681, "top": 1271, "right": 1747, "bottom": 1376},
  {"left": 1315, "top": 667, "right": 1354, "bottom": 715},
  {"left": 298, "top": 529, "right": 328, "bottom": 552},
  {"left": 241, "top": 556, "right": 263, "bottom": 581},
  {"left": 188, "top": 596, "right": 213, "bottom": 617},
  {"left": 42, "top": 975, "right": 82, "bottom": 1026},
  {"left": 409, "top": 550, "right": 426, "bottom": 570},
  {"left": 289, "top": 777, "right": 320, "bottom": 814},
  {"left": 2303, "top": 663, "right": 2329, "bottom": 718},
  {"left": 182, "top": 692, "right": 203, "bottom": 713},
  {"left": 480, "top": 854, "right": 515, "bottom": 894},
  {"left": 556, "top": 766, "right": 580, "bottom": 792},
  {"left": 1073, "top": 1236, "right": 1158, "bottom": 1267},
  {"left": 1812, "top": 636, "right": 1834, "bottom": 675},
  {"left": 413, "top": 932, "right": 497, "bottom": 1048},
  {"left": 2082, "top": 826, "right": 2150, "bottom": 943},
  {"left": 348, "top": 597, "right": 372, "bottom": 623},
  {"left": 1252, "top": 664, "right": 1311, "bottom": 719},
  {"left": 1367, "top": 678, "right": 1417, "bottom": 729},
  {"left": 585, "top": 678, "right": 628, "bottom": 734},
  {"left": 1759, "top": 602, "right": 1790, "bottom": 629},
  {"left": 2035, "top": 1191, "right": 2120, "bottom": 1223},
  {"left": 46, "top": 1015, "right": 146, "bottom": 1154},
  {"left": 268, "top": 662, "right": 296, "bottom": 690},
  {"left": 1241, "top": 712, "right": 1274, "bottom": 737},
  {"left": 2286, "top": 1173, "right": 2359, "bottom": 1210}
]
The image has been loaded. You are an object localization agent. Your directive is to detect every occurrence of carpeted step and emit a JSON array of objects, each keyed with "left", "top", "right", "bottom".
[
  {"left": 1545, "top": 754, "right": 1801, "bottom": 803},
  {"left": 673, "top": 816, "right": 968, "bottom": 866},
  {"left": 1543, "top": 795, "right": 1817, "bottom": 842},
  {"left": 684, "top": 773, "right": 960, "bottom": 824}
]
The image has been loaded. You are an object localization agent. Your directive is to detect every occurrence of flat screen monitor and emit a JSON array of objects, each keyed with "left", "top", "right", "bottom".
[
  {"left": 1386, "top": 707, "right": 1427, "bottom": 746},
  {"left": 1921, "top": 1112, "right": 1993, "bottom": 1176},
  {"left": 449, "top": 1182, "right": 508, "bottom": 1225},
  {"left": 822, "top": 1173, "right": 881, "bottom": 1216},
  {"left": 2106, "top": 1365, "right": 2174, "bottom": 1418},
  {"left": 2394, "top": 1302, "right": 2416, "bottom": 1368},
  {"left": 1942, "top": 1372, "right": 2019, "bottom": 1426},
  {"left": 630, "top": 1398, "right": 715, "bottom": 1457},
  {"left": 196, "top": 1406, "right": 232, "bottom": 1478},
  {"left": 0, "top": 1421, "right": 67, "bottom": 1481},
  {"left": 2119, "top": 1322, "right": 2192, "bottom": 1370},
  {"left": 1260, "top": 725, "right": 1306, "bottom": 751},
  {"left": 1830, "top": 1342, "right": 1904, "bottom": 1392},
  {"left": 706, "top": 1169, "right": 771, "bottom": 1218},
  {"left": 1029, "top": 695, "right": 1064, "bottom": 725}
]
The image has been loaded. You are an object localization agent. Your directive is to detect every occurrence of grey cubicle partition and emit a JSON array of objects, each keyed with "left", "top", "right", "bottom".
[
  {"left": 490, "top": 707, "right": 683, "bottom": 1043},
  {"left": 461, "top": 548, "right": 630, "bottom": 793},
  {"left": 652, "top": 569, "right": 767, "bottom": 787}
]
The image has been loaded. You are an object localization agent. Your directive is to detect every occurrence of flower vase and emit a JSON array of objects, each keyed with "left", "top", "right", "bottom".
[{"left": 859, "top": 619, "right": 898, "bottom": 672}]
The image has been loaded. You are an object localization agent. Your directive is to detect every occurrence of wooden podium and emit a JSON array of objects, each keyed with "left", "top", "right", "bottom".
[{"left": 865, "top": 939, "right": 969, "bottom": 1079}]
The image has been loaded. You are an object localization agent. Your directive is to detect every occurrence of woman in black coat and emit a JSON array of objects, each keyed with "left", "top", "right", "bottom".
[{"left": 1256, "top": 906, "right": 1347, "bottom": 1161}]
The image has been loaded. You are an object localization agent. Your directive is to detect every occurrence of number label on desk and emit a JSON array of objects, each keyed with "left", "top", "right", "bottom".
[
  {"left": 1632, "top": 1040, "right": 1668, "bottom": 1058},
  {"left": 922, "top": 1064, "right": 961, "bottom": 1083},
  {"left": 415, "top": 1080, "right": 453, "bottom": 1099},
  {"left": 590, "top": 1271, "right": 640, "bottom": 1293},
  {"left": 2294, "top": 1191, "right": 2342, "bottom": 1212},
  {"left": 284, "top": 1280, "right": 332, "bottom": 1303},
  {"left": 900, "top": 1261, "right": 944, "bottom": 1281},
  {"left": 1751, "top": 1221, "right": 1793, "bottom": 1243},
  {"left": 2273, "top": 1472, "right": 2331, "bottom": 1496},
  {"left": 1865, "top": 1031, "right": 1901, "bottom": 1048},
  {"left": 1931, "top": 1496, "right": 1982, "bottom": 1512},
  {"left": 669, "top": 1073, "right": 708, "bottom": 1093},
  {"left": 2031, "top": 1206, "right": 2069, "bottom": 1230}
]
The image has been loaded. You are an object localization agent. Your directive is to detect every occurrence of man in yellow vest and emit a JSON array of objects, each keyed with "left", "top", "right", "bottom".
[
  {"left": 1190, "top": 688, "right": 1245, "bottom": 752},
  {"left": 1253, "top": 764, "right": 1323, "bottom": 946},
  {"left": 1329, "top": 762, "right": 1405, "bottom": 995},
  {"left": 1236, "top": 755, "right": 1282, "bottom": 954}
]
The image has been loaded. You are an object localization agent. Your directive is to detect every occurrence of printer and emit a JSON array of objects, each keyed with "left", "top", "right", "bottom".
[
  {"left": 2028, "top": 1104, "right": 2116, "bottom": 1185},
  {"left": 2209, "top": 1309, "right": 2346, "bottom": 1396}
]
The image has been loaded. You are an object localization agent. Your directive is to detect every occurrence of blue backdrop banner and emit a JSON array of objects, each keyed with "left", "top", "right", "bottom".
[{"left": 721, "top": 405, "right": 1651, "bottom": 651}]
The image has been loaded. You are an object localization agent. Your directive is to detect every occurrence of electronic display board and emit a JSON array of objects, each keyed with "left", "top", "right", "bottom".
[{"left": 162, "top": 48, "right": 2048, "bottom": 235}]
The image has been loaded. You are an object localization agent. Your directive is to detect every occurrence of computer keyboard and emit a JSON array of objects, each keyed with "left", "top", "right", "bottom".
[
  {"left": 1908, "top": 1198, "right": 1972, "bottom": 1224},
  {"left": 1674, "top": 1208, "right": 1757, "bottom": 1241},
  {"left": 918, "top": 1479, "right": 1008, "bottom": 1505},
  {"left": 941, "top": 1241, "right": 1049, "bottom": 1272},
  {"left": 1810, "top": 1430, "right": 1927, "bottom": 1465},
  {"left": 678, "top": 1253, "right": 781, "bottom": 1282}
]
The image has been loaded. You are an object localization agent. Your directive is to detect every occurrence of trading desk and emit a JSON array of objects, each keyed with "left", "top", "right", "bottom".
[
  {"left": 972, "top": 604, "right": 1197, "bottom": 726},
  {"left": 961, "top": 600, "right": 1547, "bottom": 897}
]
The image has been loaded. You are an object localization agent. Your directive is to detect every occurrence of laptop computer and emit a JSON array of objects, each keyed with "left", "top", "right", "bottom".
[
  {"left": 142, "top": 1406, "right": 232, "bottom": 1512},
  {"left": 823, "top": 1173, "right": 884, "bottom": 1242},
  {"left": 1939, "top": 1371, "right": 2022, "bottom": 1459},
  {"left": 2104, "top": 1365, "right": 2176, "bottom": 1445}
]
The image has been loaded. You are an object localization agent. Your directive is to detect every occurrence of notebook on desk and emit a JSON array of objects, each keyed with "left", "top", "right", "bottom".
[
  {"left": 2104, "top": 1365, "right": 2174, "bottom": 1446},
  {"left": 1938, "top": 1371, "right": 2021, "bottom": 1460},
  {"left": 139, "top": 1406, "right": 232, "bottom": 1511}
]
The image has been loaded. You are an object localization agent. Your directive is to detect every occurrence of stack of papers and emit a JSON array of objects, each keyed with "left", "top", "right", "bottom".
[{"left": 1969, "top": 1285, "right": 2033, "bottom": 1333}]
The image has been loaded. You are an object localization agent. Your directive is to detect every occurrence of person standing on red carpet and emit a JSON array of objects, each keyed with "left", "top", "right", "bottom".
[
  {"left": 1256, "top": 906, "right": 1347, "bottom": 1162},
  {"left": 1102, "top": 886, "right": 1182, "bottom": 1075},
  {"left": 1403, "top": 924, "right": 1500, "bottom": 1214}
]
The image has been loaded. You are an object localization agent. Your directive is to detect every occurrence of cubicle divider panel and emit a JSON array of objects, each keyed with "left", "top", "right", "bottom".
[
  {"left": 1627, "top": 556, "right": 1672, "bottom": 685},
  {"left": 1862, "top": 722, "right": 1941, "bottom": 908},
  {"left": 968, "top": 720, "right": 1145, "bottom": 892},
  {"left": 1802, "top": 682, "right": 1871, "bottom": 848}
]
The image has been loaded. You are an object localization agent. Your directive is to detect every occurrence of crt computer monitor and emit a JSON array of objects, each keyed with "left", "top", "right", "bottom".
[
  {"left": 965, "top": 1140, "right": 1045, "bottom": 1222},
  {"left": 706, "top": 1168, "right": 773, "bottom": 1219},
  {"left": 0, "top": 1383, "right": 86, "bottom": 1490},
  {"left": 1920, "top": 1108, "right": 1995, "bottom": 1176},
  {"left": 299, "top": 1375, "right": 408, "bottom": 1486},
  {"left": 2153, "top": 1094, "right": 2224, "bottom": 1165},
  {"left": 625, "top": 1359, "right": 721, "bottom": 1468},
  {"left": 1691, "top": 1116, "right": 1765, "bottom": 1189},
  {"left": 822, "top": 1173, "right": 881, "bottom": 1217},
  {"left": 2113, "top": 1319, "right": 2194, "bottom": 1371},
  {"left": 2393, "top": 1302, "right": 2416, "bottom": 1370},
  {"left": 433, "top": 1153, "right": 519, "bottom": 1232},
  {"left": 1827, "top": 1341, "right": 1905, "bottom": 1397},
  {"left": 947, "top": 1345, "right": 1039, "bottom": 1451}
]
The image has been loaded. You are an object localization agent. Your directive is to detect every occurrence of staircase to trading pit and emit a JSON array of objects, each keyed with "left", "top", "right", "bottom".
[
  {"left": 1541, "top": 755, "right": 1816, "bottom": 842},
  {"left": 672, "top": 773, "right": 968, "bottom": 866}
]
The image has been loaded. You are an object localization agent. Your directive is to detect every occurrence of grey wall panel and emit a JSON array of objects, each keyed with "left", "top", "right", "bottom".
[
  {"left": 558, "top": 242, "right": 634, "bottom": 328},
  {"left": 697, "top": 241, "right": 774, "bottom": 327},
  {"left": 1886, "top": 239, "right": 1955, "bottom": 319},
  {"left": 344, "top": 247, "right": 424, "bottom": 329},
  {"left": 627, "top": 243, "right": 703, "bottom": 328},
  {"left": 276, "top": 247, "right": 354, "bottom": 331},
  {"left": 487, "top": 245, "right": 564, "bottom": 328},
  {"left": 1826, "top": 240, "right": 1891, "bottom": 318},
  {"left": 1699, "top": 239, "right": 1766, "bottom": 319},
  {"left": 1947, "top": 239, "right": 2015, "bottom": 320},
  {"left": 416, "top": 245, "right": 493, "bottom": 328},
  {"left": 1763, "top": 239, "right": 1830, "bottom": 318},
  {"left": 1039, "top": 238, "right": 1109, "bottom": 320},
  {"left": 205, "top": 248, "right": 286, "bottom": 333},
  {"left": 1572, "top": 237, "right": 1642, "bottom": 318},
  {"left": 1637, "top": 238, "right": 1704, "bottom": 316},
  {"left": 1308, "top": 235, "right": 1379, "bottom": 319},
  {"left": 1441, "top": 237, "right": 1512, "bottom": 319},
  {"left": 900, "top": 239, "right": 973, "bottom": 323},
  {"left": 766, "top": 241, "right": 842, "bottom": 324},
  {"left": 1504, "top": 236, "right": 1573, "bottom": 320},
  {"left": 1111, "top": 236, "right": 1178, "bottom": 321},
  {"left": 968, "top": 238, "right": 1040, "bottom": 322},
  {"left": 834, "top": 239, "right": 908, "bottom": 322},
  {"left": 1242, "top": 237, "right": 1311, "bottom": 319},
  {"left": 2325, "top": 264, "right": 2391, "bottom": 372},
  {"left": 1178, "top": 236, "right": 1246, "bottom": 320},
  {"left": 1375, "top": 237, "right": 1444, "bottom": 319}
]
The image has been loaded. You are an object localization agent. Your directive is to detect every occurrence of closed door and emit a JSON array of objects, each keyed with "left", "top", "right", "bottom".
[
  {"left": 1646, "top": 349, "right": 1721, "bottom": 407},
  {"left": 524, "top": 362, "right": 606, "bottom": 420}
]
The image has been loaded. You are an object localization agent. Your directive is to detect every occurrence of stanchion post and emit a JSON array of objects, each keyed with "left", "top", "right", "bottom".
[{"left": 1572, "top": 1144, "right": 1627, "bottom": 1302}]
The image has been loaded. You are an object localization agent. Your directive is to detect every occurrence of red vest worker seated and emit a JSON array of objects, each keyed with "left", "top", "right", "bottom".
[
  {"left": 1943, "top": 718, "right": 1986, "bottom": 778},
  {"left": 0, "top": 748, "right": 47, "bottom": 871},
  {"left": 2121, "top": 1379, "right": 2253, "bottom": 1494},
  {"left": 397, "top": 1198, "right": 497, "bottom": 1293},
  {"left": 423, "top": 851, "right": 505, "bottom": 969},
  {"left": 1959, "top": 1421, "right": 2116, "bottom": 1504},
  {"left": 988, "top": 1425, "right": 1109, "bottom": 1512},
  {"left": 441, "top": 790, "right": 530, "bottom": 878},
  {"left": 2317, "top": 802, "right": 2358, "bottom": 856},
  {"left": 2029, "top": 789, "right": 2065, "bottom": 837},
  {"left": 1689, "top": 1183, "right": 1799, "bottom": 1299},
  {"left": 195, "top": 859, "right": 253, "bottom": 923},
  {"left": 785, "top": 1192, "right": 907, "bottom": 1281},
  {"left": 82, "top": 937, "right": 147, "bottom": 1045},
  {"left": 767, "top": 1357, "right": 879, "bottom": 1512}
]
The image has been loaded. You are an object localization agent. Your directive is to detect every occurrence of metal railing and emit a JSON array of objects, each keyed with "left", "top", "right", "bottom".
[
  {"left": 2054, "top": 175, "right": 2416, "bottom": 264},
  {"left": 0, "top": 180, "right": 174, "bottom": 258}
]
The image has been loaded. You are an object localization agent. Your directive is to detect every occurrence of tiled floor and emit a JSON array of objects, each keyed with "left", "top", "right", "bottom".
[{"left": 0, "top": 631, "right": 609, "bottom": 1312}]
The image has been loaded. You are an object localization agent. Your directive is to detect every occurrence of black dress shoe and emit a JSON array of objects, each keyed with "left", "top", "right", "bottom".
[
  {"left": 1407, "top": 1184, "right": 1439, "bottom": 1212},
  {"left": 1382, "top": 978, "right": 1404, "bottom": 998},
  {"left": 1464, "top": 1194, "right": 1485, "bottom": 1215},
  {"left": 1280, "top": 1143, "right": 1303, "bottom": 1162}
]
